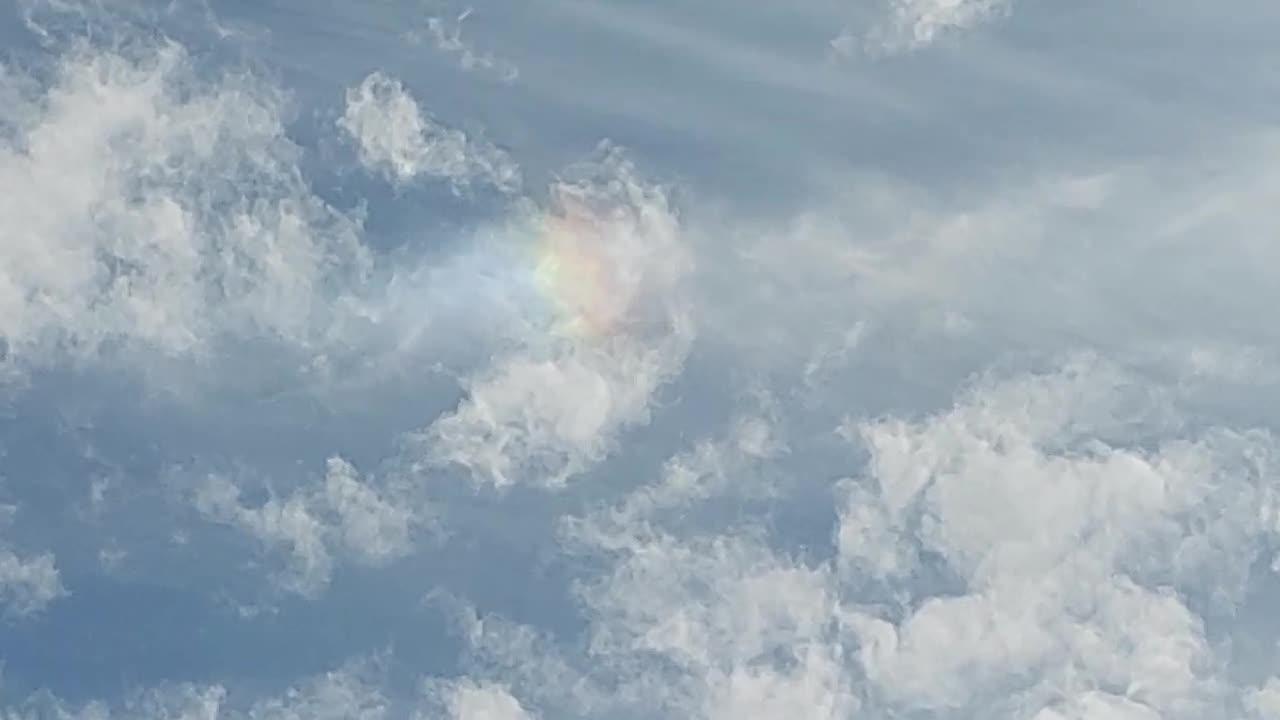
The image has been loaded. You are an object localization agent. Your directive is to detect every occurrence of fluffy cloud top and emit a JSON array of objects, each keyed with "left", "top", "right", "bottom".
[
  {"left": 428, "top": 359, "right": 1278, "bottom": 720},
  {"left": 0, "top": 42, "right": 370, "bottom": 370}
]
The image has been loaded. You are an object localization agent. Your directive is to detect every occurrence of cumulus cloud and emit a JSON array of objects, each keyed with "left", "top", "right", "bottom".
[
  {"left": 836, "top": 357, "right": 1276, "bottom": 715},
  {"left": 434, "top": 410, "right": 843, "bottom": 719},
  {"left": 427, "top": 357, "right": 1280, "bottom": 719},
  {"left": 583, "top": 534, "right": 851, "bottom": 718},
  {"left": 414, "top": 146, "right": 693, "bottom": 489},
  {"left": 190, "top": 457, "right": 419, "bottom": 594},
  {"left": 0, "top": 40, "right": 371, "bottom": 371},
  {"left": 435, "top": 682, "right": 534, "bottom": 720},
  {"left": 339, "top": 71, "right": 521, "bottom": 194}
]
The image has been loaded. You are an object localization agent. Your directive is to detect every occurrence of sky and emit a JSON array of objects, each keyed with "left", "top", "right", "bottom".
[{"left": 2, "top": 0, "right": 1280, "bottom": 718}]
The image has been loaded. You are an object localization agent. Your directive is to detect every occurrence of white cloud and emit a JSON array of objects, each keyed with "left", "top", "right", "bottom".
[
  {"left": 421, "top": 336, "right": 686, "bottom": 489},
  {"left": 1246, "top": 679, "right": 1280, "bottom": 720},
  {"left": 339, "top": 71, "right": 521, "bottom": 194},
  {"left": 439, "top": 682, "right": 534, "bottom": 720},
  {"left": 451, "top": 533, "right": 854, "bottom": 720},
  {"left": 2, "top": 659, "right": 386, "bottom": 720},
  {"left": 320, "top": 457, "right": 417, "bottom": 565},
  {"left": 0, "top": 546, "right": 64, "bottom": 617},
  {"left": 436, "top": 357, "right": 1280, "bottom": 719},
  {"left": 0, "top": 499, "right": 63, "bottom": 617},
  {"left": 415, "top": 146, "right": 693, "bottom": 489},
  {"left": 1033, "top": 692, "right": 1163, "bottom": 720},
  {"left": 123, "top": 686, "right": 226, "bottom": 720},
  {"left": 559, "top": 407, "right": 786, "bottom": 561},
  {"left": 4, "top": 684, "right": 225, "bottom": 720},
  {"left": 248, "top": 662, "right": 388, "bottom": 720},
  {"left": 721, "top": 133, "right": 1280, "bottom": 382},
  {"left": 0, "top": 41, "right": 371, "bottom": 371},
  {"left": 415, "top": 9, "right": 520, "bottom": 84},
  {"left": 191, "top": 456, "right": 418, "bottom": 594},
  {"left": 839, "top": 358, "right": 1273, "bottom": 715},
  {"left": 835, "top": 0, "right": 1015, "bottom": 57},
  {"left": 6, "top": 4, "right": 1280, "bottom": 718},
  {"left": 441, "top": 409, "right": 849, "bottom": 719},
  {"left": 192, "top": 473, "right": 332, "bottom": 595}
]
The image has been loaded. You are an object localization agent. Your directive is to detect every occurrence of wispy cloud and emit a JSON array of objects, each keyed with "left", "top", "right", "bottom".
[
  {"left": 835, "top": 0, "right": 1016, "bottom": 57},
  {"left": 190, "top": 457, "right": 421, "bottom": 595},
  {"left": 4, "top": 657, "right": 388, "bottom": 719},
  {"left": 425, "top": 357, "right": 1279, "bottom": 719},
  {"left": 413, "top": 8, "right": 520, "bottom": 84},
  {"left": 247, "top": 659, "right": 389, "bottom": 720},
  {"left": 339, "top": 71, "right": 521, "bottom": 194}
]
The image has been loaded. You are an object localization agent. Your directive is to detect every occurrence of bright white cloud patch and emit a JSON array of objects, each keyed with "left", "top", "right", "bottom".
[
  {"left": 840, "top": 358, "right": 1272, "bottom": 715},
  {"left": 0, "top": 42, "right": 370, "bottom": 370},
  {"left": 417, "top": 147, "right": 693, "bottom": 489},
  {"left": 433, "top": 358, "right": 1280, "bottom": 719},
  {"left": 883, "top": 0, "right": 1012, "bottom": 50},
  {"left": 339, "top": 72, "right": 520, "bottom": 194},
  {"left": 441, "top": 682, "right": 534, "bottom": 720}
]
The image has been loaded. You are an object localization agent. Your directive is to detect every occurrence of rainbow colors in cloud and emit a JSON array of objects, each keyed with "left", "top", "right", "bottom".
[{"left": 530, "top": 186, "right": 643, "bottom": 341}]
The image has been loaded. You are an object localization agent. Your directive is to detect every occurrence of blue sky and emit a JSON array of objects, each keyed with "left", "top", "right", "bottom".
[{"left": 3, "top": 1, "right": 1280, "bottom": 718}]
